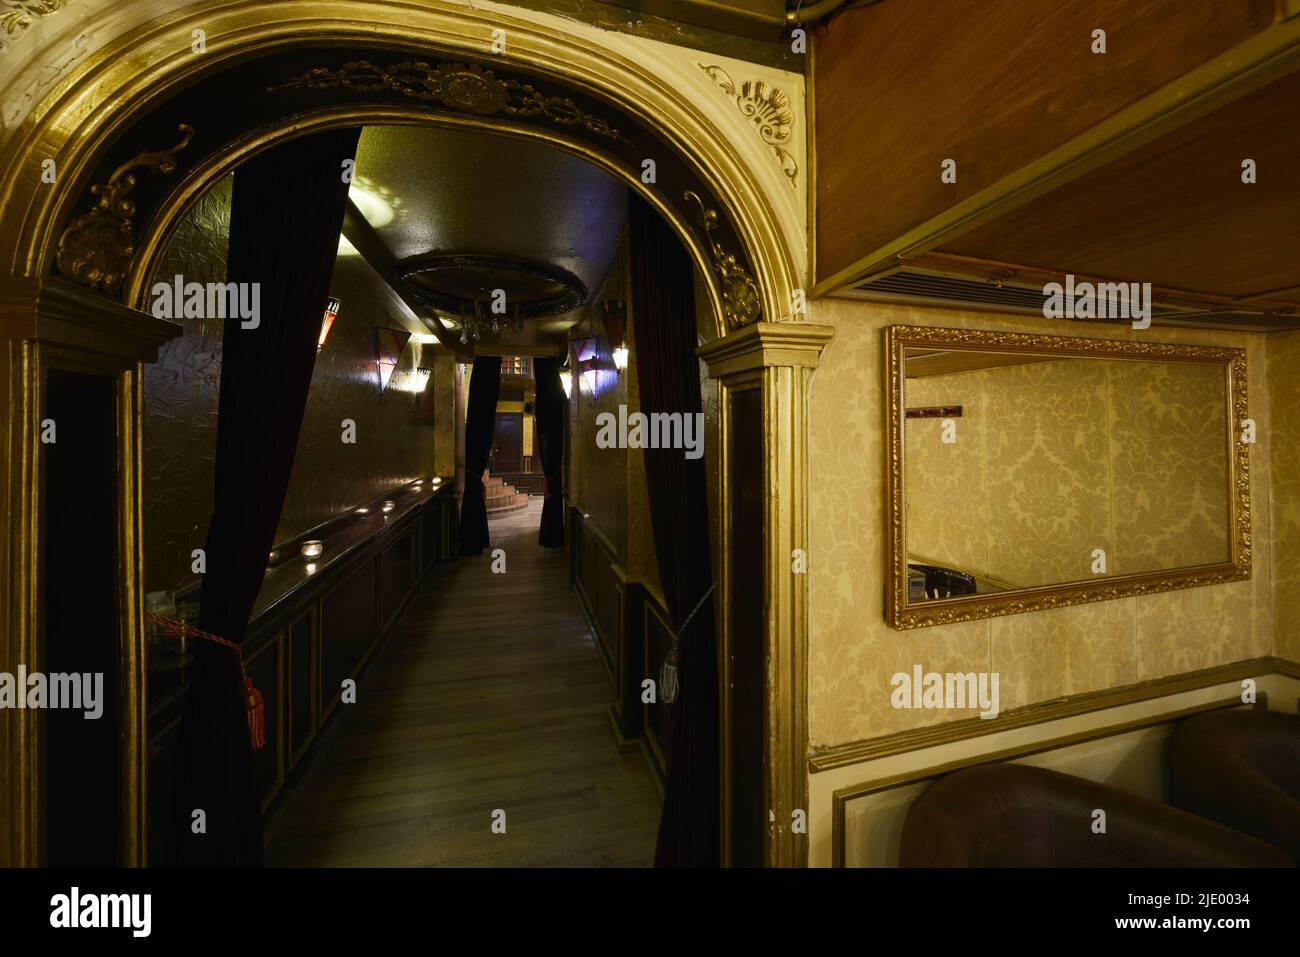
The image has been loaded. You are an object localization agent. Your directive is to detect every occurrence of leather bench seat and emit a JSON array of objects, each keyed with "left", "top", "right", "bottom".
[
  {"left": 1170, "top": 710, "right": 1300, "bottom": 863},
  {"left": 899, "top": 763, "right": 1290, "bottom": 867}
]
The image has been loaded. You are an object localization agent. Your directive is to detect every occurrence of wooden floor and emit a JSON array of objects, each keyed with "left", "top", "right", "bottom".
[{"left": 266, "top": 499, "right": 661, "bottom": 867}]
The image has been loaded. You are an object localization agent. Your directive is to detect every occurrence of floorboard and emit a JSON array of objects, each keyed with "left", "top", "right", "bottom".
[{"left": 266, "top": 499, "right": 660, "bottom": 867}]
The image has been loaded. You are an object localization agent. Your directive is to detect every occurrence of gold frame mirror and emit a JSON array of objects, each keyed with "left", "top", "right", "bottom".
[{"left": 884, "top": 325, "right": 1251, "bottom": 630}]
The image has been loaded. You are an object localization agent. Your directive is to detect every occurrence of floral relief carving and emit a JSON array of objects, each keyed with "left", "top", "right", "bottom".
[
  {"left": 55, "top": 123, "right": 195, "bottom": 296},
  {"left": 684, "top": 189, "right": 761, "bottom": 328},
  {"left": 0, "top": 0, "right": 65, "bottom": 53},
  {"left": 268, "top": 60, "right": 626, "bottom": 142},
  {"left": 697, "top": 64, "right": 797, "bottom": 187}
]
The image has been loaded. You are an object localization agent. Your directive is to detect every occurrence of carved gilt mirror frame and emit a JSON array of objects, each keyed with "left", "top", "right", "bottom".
[{"left": 884, "top": 325, "right": 1251, "bottom": 630}]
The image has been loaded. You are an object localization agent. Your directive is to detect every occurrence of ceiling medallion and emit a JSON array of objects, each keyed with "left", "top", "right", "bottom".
[
  {"left": 0, "top": 1, "right": 66, "bottom": 54},
  {"left": 684, "top": 191, "right": 761, "bottom": 328},
  {"left": 400, "top": 253, "right": 588, "bottom": 335},
  {"left": 55, "top": 122, "right": 194, "bottom": 296},
  {"left": 697, "top": 64, "right": 797, "bottom": 187},
  {"left": 269, "top": 60, "right": 626, "bottom": 142}
]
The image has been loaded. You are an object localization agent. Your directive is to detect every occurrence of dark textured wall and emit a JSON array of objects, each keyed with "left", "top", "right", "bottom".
[{"left": 142, "top": 174, "right": 448, "bottom": 596}]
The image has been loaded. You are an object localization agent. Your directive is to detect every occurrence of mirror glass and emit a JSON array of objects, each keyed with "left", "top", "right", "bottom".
[{"left": 886, "top": 327, "right": 1249, "bottom": 628}]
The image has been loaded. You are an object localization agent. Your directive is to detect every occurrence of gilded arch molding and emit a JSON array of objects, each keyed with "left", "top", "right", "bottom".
[{"left": 0, "top": 0, "right": 803, "bottom": 343}]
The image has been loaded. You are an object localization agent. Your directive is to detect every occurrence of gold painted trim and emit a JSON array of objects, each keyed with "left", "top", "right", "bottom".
[
  {"left": 118, "top": 363, "right": 147, "bottom": 866},
  {"left": 830, "top": 693, "right": 1258, "bottom": 868},
  {"left": 811, "top": 14, "right": 1300, "bottom": 296},
  {"left": 811, "top": 655, "right": 1288, "bottom": 773},
  {"left": 0, "top": 339, "right": 40, "bottom": 865},
  {"left": 883, "top": 324, "right": 1251, "bottom": 630},
  {"left": 702, "top": 321, "right": 831, "bottom": 867}
]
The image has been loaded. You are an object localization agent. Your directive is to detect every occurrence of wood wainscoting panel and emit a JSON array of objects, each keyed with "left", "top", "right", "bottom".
[
  {"left": 288, "top": 611, "right": 315, "bottom": 764},
  {"left": 320, "top": 562, "right": 378, "bottom": 723},
  {"left": 380, "top": 531, "right": 415, "bottom": 633}
]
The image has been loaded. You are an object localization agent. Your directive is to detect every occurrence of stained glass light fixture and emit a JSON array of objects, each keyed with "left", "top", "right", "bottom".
[{"left": 318, "top": 297, "right": 341, "bottom": 352}]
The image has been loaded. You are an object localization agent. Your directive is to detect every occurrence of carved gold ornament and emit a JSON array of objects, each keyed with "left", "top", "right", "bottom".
[
  {"left": 684, "top": 190, "right": 761, "bottom": 328},
  {"left": 56, "top": 123, "right": 195, "bottom": 296},
  {"left": 0, "top": 0, "right": 65, "bottom": 53},
  {"left": 269, "top": 60, "right": 625, "bottom": 141},
  {"left": 698, "top": 64, "right": 797, "bottom": 187}
]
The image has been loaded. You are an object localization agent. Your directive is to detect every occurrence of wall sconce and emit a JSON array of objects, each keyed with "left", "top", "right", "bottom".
[
  {"left": 374, "top": 326, "right": 412, "bottom": 393},
  {"left": 318, "top": 297, "right": 341, "bottom": 352},
  {"left": 301, "top": 540, "right": 323, "bottom": 559},
  {"left": 415, "top": 367, "right": 432, "bottom": 392},
  {"left": 601, "top": 300, "right": 627, "bottom": 374},
  {"left": 559, "top": 368, "right": 573, "bottom": 399}
]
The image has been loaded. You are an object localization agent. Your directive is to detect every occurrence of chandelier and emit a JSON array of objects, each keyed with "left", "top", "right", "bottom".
[{"left": 457, "top": 300, "right": 525, "bottom": 345}]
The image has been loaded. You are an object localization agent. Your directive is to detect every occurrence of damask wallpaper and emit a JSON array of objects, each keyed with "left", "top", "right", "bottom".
[
  {"left": 807, "top": 300, "right": 1275, "bottom": 748},
  {"left": 142, "top": 174, "right": 444, "bottom": 597},
  {"left": 906, "top": 357, "right": 1229, "bottom": 589}
]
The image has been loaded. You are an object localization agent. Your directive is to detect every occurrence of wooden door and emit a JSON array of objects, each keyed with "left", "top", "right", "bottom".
[{"left": 493, "top": 412, "right": 523, "bottom": 472}]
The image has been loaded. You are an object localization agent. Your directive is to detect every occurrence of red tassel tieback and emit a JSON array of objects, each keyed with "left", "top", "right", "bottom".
[{"left": 146, "top": 611, "right": 266, "bottom": 751}]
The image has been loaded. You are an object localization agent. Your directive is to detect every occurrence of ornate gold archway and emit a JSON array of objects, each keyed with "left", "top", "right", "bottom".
[{"left": 0, "top": 0, "right": 828, "bottom": 868}]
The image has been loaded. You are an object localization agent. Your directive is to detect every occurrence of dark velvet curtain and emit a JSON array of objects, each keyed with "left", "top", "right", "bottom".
[
  {"left": 169, "top": 127, "right": 361, "bottom": 866},
  {"left": 458, "top": 356, "right": 502, "bottom": 555},
  {"left": 627, "top": 193, "right": 720, "bottom": 867},
  {"left": 532, "top": 357, "right": 567, "bottom": 548}
]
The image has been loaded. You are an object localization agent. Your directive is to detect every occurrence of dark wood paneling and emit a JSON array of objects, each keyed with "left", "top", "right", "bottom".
[
  {"left": 43, "top": 370, "right": 120, "bottom": 867},
  {"left": 289, "top": 612, "right": 314, "bottom": 760},
  {"left": 321, "top": 562, "right": 377, "bottom": 717},
  {"left": 814, "top": 0, "right": 1276, "bottom": 284},
  {"left": 943, "top": 68, "right": 1300, "bottom": 303},
  {"left": 380, "top": 531, "right": 414, "bottom": 631},
  {"left": 729, "top": 386, "right": 764, "bottom": 867}
]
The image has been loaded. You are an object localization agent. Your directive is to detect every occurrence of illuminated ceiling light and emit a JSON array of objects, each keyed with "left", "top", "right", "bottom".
[
  {"left": 414, "top": 367, "right": 432, "bottom": 392},
  {"left": 348, "top": 182, "right": 395, "bottom": 228},
  {"left": 318, "top": 297, "right": 341, "bottom": 352},
  {"left": 559, "top": 369, "right": 573, "bottom": 399},
  {"left": 611, "top": 346, "right": 628, "bottom": 372},
  {"left": 374, "top": 326, "right": 411, "bottom": 393}
]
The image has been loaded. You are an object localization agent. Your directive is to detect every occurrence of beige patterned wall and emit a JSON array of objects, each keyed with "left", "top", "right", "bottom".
[
  {"left": 808, "top": 300, "right": 1275, "bottom": 748},
  {"left": 906, "top": 358, "right": 1229, "bottom": 588},
  {"left": 1268, "top": 330, "right": 1300, "bottom": 663},
  {"left": 143, "top": 174, "right": 443, "bottom": 597}
]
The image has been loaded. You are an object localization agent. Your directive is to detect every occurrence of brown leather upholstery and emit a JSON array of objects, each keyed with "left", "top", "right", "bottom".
[
  {"left": 1169, "top": 709, "right": 1300, "bottom": 862},
  {"left": 899, "top": 763, "right": 1291, "bottom": 867}
]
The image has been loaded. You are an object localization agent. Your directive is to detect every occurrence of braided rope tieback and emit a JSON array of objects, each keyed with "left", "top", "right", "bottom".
[
  {"left": 659, "top": 581, "right": 716, "bottom": 705},
  {"left": 145, "top": 611, "right": 266, "bottom": 751}
]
